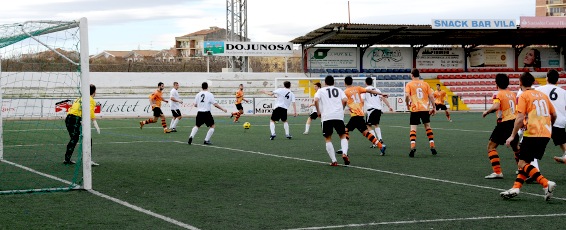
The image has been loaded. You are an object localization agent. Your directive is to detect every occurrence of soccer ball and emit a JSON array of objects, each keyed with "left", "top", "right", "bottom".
[{"left": 243, "top": 122, "right": 251, "bottom": 129}]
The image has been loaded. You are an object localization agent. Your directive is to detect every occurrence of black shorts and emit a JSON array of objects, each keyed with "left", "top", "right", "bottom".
[
  {"left": 435, "top": 103, "right": 448, "bottom": 111},
  {"left": 195, "top": 111, "right": 214, "bottom": 127},
  {"left": 309, "top": 112, "right": 318, "bottom": 120},
  {"left": 236, "top": 103, "right": 243, "bottom": 111},
  {"left": 152, "top": 107, "right": 163, "bottom": 117},
  {"left": 366, "top": 109, "right": 382, "bottom": 126},
  {"left": 65, "top": 114, "right": 82, "bottom": 137},
  {"left": 322, "top": 120, "right": 346, "bottom": 138},
  {"left": 518, "top": 137, "right": 550, "bottom": 162},
  {"left": 552, "top": 126, "right": 566, "bottom": 146},
  {"left": 271, "top": 107, "right": 288, "bottom": 122},
  {"left": 171, "top": 109, "right": 181, "bottom": 118},
  {"left": 409, "top": 111, "right": 431, "bottom": 125},
  {"left": 346, "top": 116, "right": 368, "bottom": 133},
  {"left": 489, "top": 119, "right": 515, "bottom": 146}
]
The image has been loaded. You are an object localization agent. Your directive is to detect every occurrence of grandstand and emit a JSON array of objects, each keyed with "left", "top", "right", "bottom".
[{"left": 291, "top": 23, "right": 566, "bottom": 110}]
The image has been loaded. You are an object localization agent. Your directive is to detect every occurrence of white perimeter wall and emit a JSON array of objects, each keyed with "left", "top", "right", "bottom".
[{"left": 1, "top": 72, "right": 409, "bottom": 118}]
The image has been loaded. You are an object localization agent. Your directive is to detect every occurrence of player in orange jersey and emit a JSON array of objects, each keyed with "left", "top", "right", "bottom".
[
  {"left": 338, "top": 76, "right": 387, "bottom": 159},
  {"left": 140, "top": 82, "right": 171, "bottom": 133},
  {"left": 404, "top": 69, "right": 437, "bottom": 157},
  {"left": 433, "top": 84, "right": 452, "bottom": 122},
  {"left": 230, "top": 84, "right": 249, "bottom": 123},
  {"left": 501, "top": 72, "right": 557, "bottom": 201},
  {"left": 482, "top": 74, "right": 519, "bottom": 179}
]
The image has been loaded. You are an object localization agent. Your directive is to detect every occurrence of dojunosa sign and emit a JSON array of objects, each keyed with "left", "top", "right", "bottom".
[{"left": 204, "top": 41, "right": 294, "bottom": 57}]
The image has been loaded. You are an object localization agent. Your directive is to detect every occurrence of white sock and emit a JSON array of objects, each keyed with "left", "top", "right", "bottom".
[
  {"left": 204, "top": 128, "right": 215, "bottom": 142},
  {"left": 270, "top": 121, "right": 275, "bottom": 135},
  {"left": 305, "top": 124, "right": 310, "bottom": 133},
  {"left": 284, "top": 122, "right": 290, "bottom": 136},
  {"left": 369, "top": 130, "right": 376, "bottom": 136},
  {"left": 326, "top": 142, "right": 337, "bottom": 162},
  {"left": 531, "top": 158, "right": 540, "bottom": 170},
  {"left": 172, "top": 118, "right": 179, "bottom": 129},
  {"left": 375, "top": 127, "right": 382, "bottom": 140},
  {"left": 170, "top": 118, "right": 176, "bottom": 128},
  {"left": 340, "top": 138, "right": 349, "bottom": 155},
  {"left": 189, "top": 126, "right": 198, "bottom": 138}
]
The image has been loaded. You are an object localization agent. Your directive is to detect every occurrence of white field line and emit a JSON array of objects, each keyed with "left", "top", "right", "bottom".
[
  {"left": 285, "top": 213, "right": 566, "bottom": 230},
  {"left": 181, "top": 141, "right": 566, "bottom": 228},
  {"left": 88, "top": 190, "right": 200, "bottom": 230},
  {"left": 0, "top": 159, "right": 199, "bottom": 230},
  {"left": 1, "top": 159, "right": 79, "bottom": 188},
  {"left": 388, "top": 125, "right": 491, "bottom": 133},
  {"left": 177, "top": 141, "right": 566, "bottom": 202},
  {"left": 0, "top": 125, "right": 555, "bottom": 229},
  {"left": 4, "top": 123, "right": 493, "bottom": 133},
  {"left": 4, "top": 140, "right": 156, "bottom": 148},
  {"left": 9, "top": 138, "right": 559, "bottom": 201}
]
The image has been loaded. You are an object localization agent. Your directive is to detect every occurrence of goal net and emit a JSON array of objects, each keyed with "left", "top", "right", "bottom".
[{"left": 0, "top": 18, "right": 92, "bottom": 194}]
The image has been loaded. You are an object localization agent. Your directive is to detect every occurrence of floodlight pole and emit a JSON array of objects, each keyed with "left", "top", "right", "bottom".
[{"left": 226, "top": 0, "right": 248, "bottom": 72}]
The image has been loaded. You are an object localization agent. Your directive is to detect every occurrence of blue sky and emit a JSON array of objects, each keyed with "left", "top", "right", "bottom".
[{"left": 1, "top": 0, "right": 535, "bottom": 55}]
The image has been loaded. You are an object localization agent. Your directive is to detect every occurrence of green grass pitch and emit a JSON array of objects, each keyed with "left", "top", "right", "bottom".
[{"left": 1, "top": 112, "right": 566, "bottom": 229}]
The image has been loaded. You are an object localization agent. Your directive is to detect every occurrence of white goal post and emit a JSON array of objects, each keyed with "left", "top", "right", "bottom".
[{"left": 0, "top": 18, "right": 92, "bottom": 193}]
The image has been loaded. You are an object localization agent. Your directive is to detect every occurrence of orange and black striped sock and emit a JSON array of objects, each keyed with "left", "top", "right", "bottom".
[
  {"left": 235, "top": 112, "right": 241, "bottom": 121},
  {"left": 426, "top": 128, "right": 435, "bottom": 148},
  {"left": 488, "top": 150, "right": 502, "bottom": 174},
  {"left": 161, "top": 117, "right": 167, "bottom": 128},
  {"left": 522, "top": 164, "right": 549, "bottom": 188},
  {"left": 144, "top": 118, "right": 154, "bottom": 124},
  {"left": 410, "top": 130, "right": 416, "bottom": 149},
  {"left": 446, "top": 112, "right": 451, "bottom": 120},
  {"left": 363, "top": 130, "right": 382, "bottom": 148},
  {"left": 513, "top": 169, "right": 528, "bottom": 189}
]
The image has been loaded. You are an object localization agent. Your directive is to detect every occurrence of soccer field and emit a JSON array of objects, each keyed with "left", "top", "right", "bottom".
[{"left": 1, "top": 112, "right": 566, "bottom": 229}]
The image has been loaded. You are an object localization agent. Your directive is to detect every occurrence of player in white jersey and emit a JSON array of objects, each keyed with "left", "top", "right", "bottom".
[
  {"left": 263, "top": 81, "right": 297, "bottom": 140},
  {"left": 188, "top": 82, "right": 227, "bottom": 145},
  {"left": 364, "top": 77, "right": 393, "bottom": 147},
  {"left": 169, "top": 82, "right": 183, "bottom": 132},
  {"left": 314, "top": 76, "right": 348, "bottom": 166},
  {"left": 303, "top": 82, "right": 321, "bottom": 135},
  {"left": 536, "top": 69, "right": 566, "bottom": 164}
]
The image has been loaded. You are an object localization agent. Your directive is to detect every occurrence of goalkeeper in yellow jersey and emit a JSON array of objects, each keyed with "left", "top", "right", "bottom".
[{"left": 64, "top": 84, "right": 100, "bottom": 166}]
